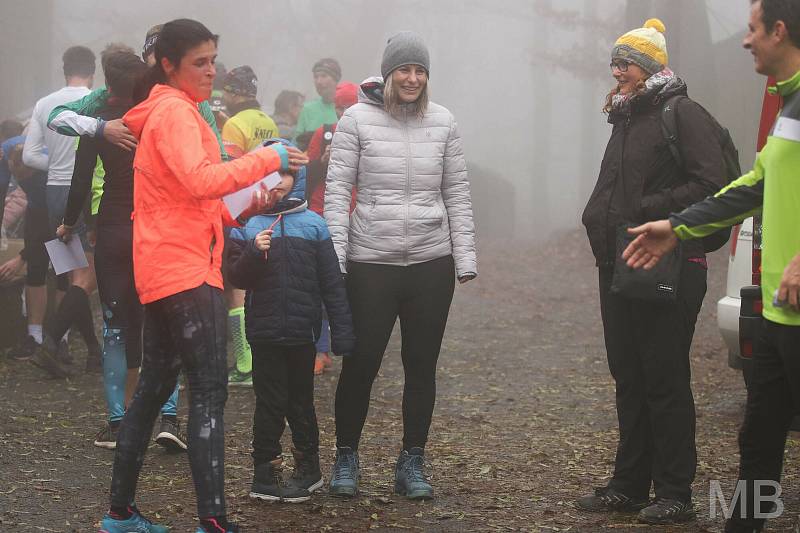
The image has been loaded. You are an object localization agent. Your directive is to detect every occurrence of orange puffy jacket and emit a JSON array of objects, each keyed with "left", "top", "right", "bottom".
[{"left": 124, "top": 84, "right": 288, "bottom": 304}]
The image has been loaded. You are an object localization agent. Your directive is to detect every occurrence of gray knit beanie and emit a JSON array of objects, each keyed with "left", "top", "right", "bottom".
[{"left": 381, "top": 31, "right": 430, "bottom": 81}]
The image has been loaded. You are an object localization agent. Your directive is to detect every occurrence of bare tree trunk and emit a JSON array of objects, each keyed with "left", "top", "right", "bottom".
[
  {"left": 580, "top": 0, "right": 601, "bottom": 204},
  {"left": 531, "top": 0, "right": 553, "bottom": 233}
]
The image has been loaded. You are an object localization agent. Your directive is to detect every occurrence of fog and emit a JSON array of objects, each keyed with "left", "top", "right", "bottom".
[{"left": 0, "top": 0, "right": 765, "bottom": 240}]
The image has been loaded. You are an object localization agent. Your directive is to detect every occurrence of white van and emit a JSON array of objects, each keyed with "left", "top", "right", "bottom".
[{"left": 717, "top": 220, "right": 752, "bottom": 364}]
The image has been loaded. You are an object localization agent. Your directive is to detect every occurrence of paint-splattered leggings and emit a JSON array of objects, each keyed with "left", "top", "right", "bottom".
[{"left": 109, "top": 283, "right": 229, "bottom": 518}]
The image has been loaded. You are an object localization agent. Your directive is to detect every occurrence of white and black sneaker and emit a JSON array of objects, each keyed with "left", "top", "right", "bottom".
[
  {"left": 576, "top": 486, "right": 649, "bottom": 513},
  {"left": 93, "top": 422, "right": 119, "bottom": 450},
  {"left": 250, "top": 459, "right": 311, "bottom": 503},
  {"left": 155, "top": 417, "right": 187, "bottom": 452},
  {"left": 638, "top": 498, "right": 696, "bottom": 524}
]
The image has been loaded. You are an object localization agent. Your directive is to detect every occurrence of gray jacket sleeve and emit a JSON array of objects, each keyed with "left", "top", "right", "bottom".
[
  {"left": 324, "top": 111, "right": 360, "bottom": 273},
  {"left": 442, "top": 115, "right": 477, "bottom": 277}
]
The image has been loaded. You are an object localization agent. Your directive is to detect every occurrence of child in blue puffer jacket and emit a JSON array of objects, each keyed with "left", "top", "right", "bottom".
[{"left": 226, "top": 138, "right": 355, "bottom": 504}]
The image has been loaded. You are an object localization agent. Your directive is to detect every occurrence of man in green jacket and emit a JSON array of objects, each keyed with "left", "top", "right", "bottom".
[
  {"left": 47, "top": 25, "right": 227, "bottom": 161},
  {"left": 623, "top": 2, "right": 800, "bottom": 530},
  {"left": 293, "top": 57, "right": 340, "bottom": 147}
]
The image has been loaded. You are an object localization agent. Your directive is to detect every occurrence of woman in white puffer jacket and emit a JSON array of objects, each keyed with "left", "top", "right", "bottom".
[{"left": 324, "top": 31, "right": 477, "bottom": 501}]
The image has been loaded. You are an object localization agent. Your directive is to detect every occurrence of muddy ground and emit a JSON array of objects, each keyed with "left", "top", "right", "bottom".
[{"left": 2, "top": 230, "right": 800, "bottom": 532}]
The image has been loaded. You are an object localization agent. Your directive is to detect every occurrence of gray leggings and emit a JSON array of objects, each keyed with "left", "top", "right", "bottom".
[{"left": 109, "top": 283, "right": 228, "bottom": 518}]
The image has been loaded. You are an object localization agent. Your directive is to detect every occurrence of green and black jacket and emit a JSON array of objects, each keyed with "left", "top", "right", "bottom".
[{"left": 670, "top": 71, "right": 800, "bottom": 326}]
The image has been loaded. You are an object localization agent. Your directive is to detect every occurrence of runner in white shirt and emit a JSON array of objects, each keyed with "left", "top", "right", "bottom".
[{"left": 20, "top": 45, "right": 102, "bottom": 378}]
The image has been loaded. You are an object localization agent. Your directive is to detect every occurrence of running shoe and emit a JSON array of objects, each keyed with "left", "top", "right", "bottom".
[
  {"left": 227, "top": 366, "right": 252, "bottom": 387},
  {"left": 155, "top": 417, "right": 187, "bottom": 452},
  {"left": 9, "top": 335, "right": 39, "bottom": 361},
  {"left": 93, "top": 422, "right": 119, "bottom": 450},
  {"left": 31, "top": 337, "right": 73, "bottom": 379},
  {"left": 99, "top": 509, "right": 169, "bottom": 532}
]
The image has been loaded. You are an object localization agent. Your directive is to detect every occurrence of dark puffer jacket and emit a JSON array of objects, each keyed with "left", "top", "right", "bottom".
[
  {"left": 226, "top": 145, "right": 355, "bottom": 355},
  {"left": 582, "top": 78, "right": 729, "bottom": 265}
]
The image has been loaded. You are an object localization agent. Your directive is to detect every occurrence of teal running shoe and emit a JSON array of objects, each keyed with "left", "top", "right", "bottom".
[{"left": 99, "top": 510, "right": 169, "bottom": 532}]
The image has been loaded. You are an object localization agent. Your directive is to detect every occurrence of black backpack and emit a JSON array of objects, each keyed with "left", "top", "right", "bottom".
[{"left": 661, "top": 95, "right": 741, "bottom": 253}]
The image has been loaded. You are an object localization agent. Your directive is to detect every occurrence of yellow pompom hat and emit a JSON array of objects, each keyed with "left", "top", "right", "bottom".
[{"left": 612, "top": 18, "right": 668, "bottom": 75}]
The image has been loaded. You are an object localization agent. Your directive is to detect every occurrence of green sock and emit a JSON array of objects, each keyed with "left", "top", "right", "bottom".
[{"left": 228, "top": 307, "right": 252, "bottom": 373}]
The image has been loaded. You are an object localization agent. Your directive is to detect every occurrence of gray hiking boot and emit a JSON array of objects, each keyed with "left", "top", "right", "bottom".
[
  {"left": 394, "top": 447, "right": 433, "bottom": 500},
  {"left": 329, "top": 446, "right": 359, "bottom": 498}
]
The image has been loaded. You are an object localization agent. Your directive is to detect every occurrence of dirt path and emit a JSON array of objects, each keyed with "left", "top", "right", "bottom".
[{"left": 2, "top": 230, "right": 799, "bottom": 532}]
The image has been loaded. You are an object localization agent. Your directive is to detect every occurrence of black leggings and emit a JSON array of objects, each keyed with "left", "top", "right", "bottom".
[
  {"left": 251, "top": 343, "right": 318, "bottom": 465},
  {"left": 94, "top": 224, "right": 143, "bottom": 369},
  {"left": 335, "top": 255, "right": 455, "bottom": 451},
  {"left": 110, "top": 284, "right": 228, "bottom": 518}
]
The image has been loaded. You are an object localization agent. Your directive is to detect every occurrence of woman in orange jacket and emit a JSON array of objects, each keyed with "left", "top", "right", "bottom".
[{"left": 98, "top": 19, "right": 307, "bottom": 533}]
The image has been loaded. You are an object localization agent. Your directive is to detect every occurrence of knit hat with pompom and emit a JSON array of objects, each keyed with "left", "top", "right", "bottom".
[{"left": 612, "top": 18, "right": 668, "bottom": 75}]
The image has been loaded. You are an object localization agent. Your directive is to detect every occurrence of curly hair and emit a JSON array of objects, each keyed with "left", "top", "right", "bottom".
[{"left": 602, "top": 79, "right": 647, "bottom": 114}]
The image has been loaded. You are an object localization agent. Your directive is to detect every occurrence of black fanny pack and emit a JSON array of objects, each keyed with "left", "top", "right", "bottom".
[{"left": 610, "top": 224, "right": 682, "bottom": 302}]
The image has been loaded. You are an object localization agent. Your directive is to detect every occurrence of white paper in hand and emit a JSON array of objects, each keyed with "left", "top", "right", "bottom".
[
  {"left": 223, "top": 172, "right": 283, "bottom": 220},
  {"left": 45, "top": 237, "right": 89, "bottom": 275}
]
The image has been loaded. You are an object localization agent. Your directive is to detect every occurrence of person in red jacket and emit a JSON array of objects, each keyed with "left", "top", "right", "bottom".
[
  {"left": 306, "top": 82, "right": 358, "bottom": 216},
  {"left": 98, "top": 19, "right": 307, "bottom": 533},
  {"left": 304, "top": 82, "right": 358, "bottom": 374}
]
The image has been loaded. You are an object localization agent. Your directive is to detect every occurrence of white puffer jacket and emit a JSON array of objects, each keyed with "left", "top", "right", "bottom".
[{"left": 324, "top": 77, "right": 477, "bottom": 278}]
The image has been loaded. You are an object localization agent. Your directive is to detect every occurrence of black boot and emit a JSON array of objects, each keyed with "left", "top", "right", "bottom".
[
  {"left": 250, "top": 458, "right": 311, "bottom": 503},
  {"left": 287, "top": 448, "right": 323, "bottom": 494}
]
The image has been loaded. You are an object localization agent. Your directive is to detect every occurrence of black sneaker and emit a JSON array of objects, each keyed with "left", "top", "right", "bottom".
[
  {"left": 57, "top": 338, "right": 73, "bottom": 364},
  {"left": 155, "top": 417, "right": 187, "bottom": 452},
  {"left": 576, "top": 486, "right": 649, "bottom": 513},
  {"left": 93, "top": 422, "right": 119, "bottom": 450},
  {"left": 9, "top": 335, "right": 39, "bottom": 361},
  {"left": 30, "top": 336, "right": 73, "bottom": 379},
  {"left": 250, "top": 459, "right": 311, "bottom": 503},
  {"left": 637, "top": 498, "right": 696, "bottom": 524},
  {"left": 287, "top": 448, "right": 323, "bottom": 493}
]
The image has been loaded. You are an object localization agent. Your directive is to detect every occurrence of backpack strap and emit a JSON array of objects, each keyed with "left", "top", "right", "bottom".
[{"left": 661, "top": 94, "right": 686, "bottom": 170}]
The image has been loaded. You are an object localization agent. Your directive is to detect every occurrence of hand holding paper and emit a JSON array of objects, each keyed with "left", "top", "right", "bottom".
[
  {"left": 45, "top": 237, "right": 89, "bottom": 275},
  {"left": 223, "top": 172, "right": 282, "bottom": 220}
]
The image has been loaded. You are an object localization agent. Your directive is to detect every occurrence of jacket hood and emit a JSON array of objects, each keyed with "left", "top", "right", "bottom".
[
  {"left": 124, "top": 84, "right": 193, "bottom": 139},
  {"left": 261, "top": 137, "right": 307, "bottom": 212},
  {"left": 358, "top": 76, "right": 386, "bottom": 106}
]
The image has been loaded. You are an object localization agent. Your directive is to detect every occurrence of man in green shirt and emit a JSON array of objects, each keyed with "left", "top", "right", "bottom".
[
  {"left": 293, "top": 57, "right": 340, "bottom": 147},
  {"left": 623, "top": 2, "right": 800, "bottom": 530}
]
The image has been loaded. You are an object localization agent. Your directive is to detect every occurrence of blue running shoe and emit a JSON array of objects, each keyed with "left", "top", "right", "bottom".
[{"left": 99, "top": 510, "right": 169, "bottom": 532}]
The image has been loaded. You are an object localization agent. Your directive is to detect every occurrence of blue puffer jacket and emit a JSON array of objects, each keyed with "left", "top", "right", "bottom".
[{"left": 226, "top": 139, "right": 355, "bottom": 355}]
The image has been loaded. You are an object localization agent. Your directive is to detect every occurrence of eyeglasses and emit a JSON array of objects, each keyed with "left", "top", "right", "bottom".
[{"left": 610, "top": 60, "right": 630, "bottom": 72}]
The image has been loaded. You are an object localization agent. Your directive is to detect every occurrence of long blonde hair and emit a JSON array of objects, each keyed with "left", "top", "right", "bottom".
[{"left": 384, "top": 76, "right": 429, "bottom": 119}]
